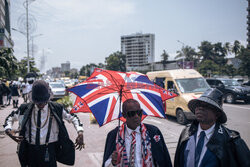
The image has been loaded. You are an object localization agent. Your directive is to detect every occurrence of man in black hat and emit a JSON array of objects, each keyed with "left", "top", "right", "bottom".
[
  {"left": 174, "top": 88, "right": 250, "bottom": 167},
  {"left": 4, "top": 80, "right": 84, "bottom": 167}
]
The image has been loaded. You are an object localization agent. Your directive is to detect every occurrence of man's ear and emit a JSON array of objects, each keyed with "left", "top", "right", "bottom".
[{"left": 122, "top": 111, "right": 127, "bottom": 118}]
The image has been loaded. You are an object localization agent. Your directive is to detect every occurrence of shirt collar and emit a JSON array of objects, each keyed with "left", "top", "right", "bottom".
[
  {"left": 34, "top": 103, "right": 48, "bottom": 112},
  {"left": 126, "top": 124, "right": 140, "bottom": 136},
  {"left": 197, "top": 123, "right": 215, "bottom": 140}
]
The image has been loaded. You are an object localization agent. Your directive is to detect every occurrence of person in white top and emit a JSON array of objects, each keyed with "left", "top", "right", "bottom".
[{"left": 4, "top": 80, "right": 84, "bottom": 167}]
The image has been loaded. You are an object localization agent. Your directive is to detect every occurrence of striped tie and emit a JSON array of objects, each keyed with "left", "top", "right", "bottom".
[{"left": 129, "top": 131, "right": 136, "bottom": 167}]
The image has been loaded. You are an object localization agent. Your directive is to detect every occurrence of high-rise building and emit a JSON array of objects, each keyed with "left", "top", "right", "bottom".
[
  {"left": 121, "top": 33, "right": 155, "bottom": 71},
  {"left": 247, "top": 0, "right": 250, "bottom": 49},
  {"left": 0, "top": 0, "right": 13, "bottom": 49},
  {"left": 61, "top": 61, "right": 70, "bottom": 72}
]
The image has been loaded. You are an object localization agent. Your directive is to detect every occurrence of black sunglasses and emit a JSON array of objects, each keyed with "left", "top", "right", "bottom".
[{"left": 126, "top": 109, "right": 143, "bottom": 118}]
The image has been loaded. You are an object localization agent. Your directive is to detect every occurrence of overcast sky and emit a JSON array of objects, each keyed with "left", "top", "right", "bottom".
[{"left": 11, "top": 0, "right": 247, "bottom": 72}]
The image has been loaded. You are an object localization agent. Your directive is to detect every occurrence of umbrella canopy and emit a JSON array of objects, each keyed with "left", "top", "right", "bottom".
[
  {"left": 71, "top": 96, "right": 91, "bottom": 113},
  {"left": 68, "top": 68, "right": 177, "bottom": 126}
]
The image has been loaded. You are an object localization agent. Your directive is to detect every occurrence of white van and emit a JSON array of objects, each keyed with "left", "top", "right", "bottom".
[{"left": 147, "top": 69, "right": 210, "bottom": 124}]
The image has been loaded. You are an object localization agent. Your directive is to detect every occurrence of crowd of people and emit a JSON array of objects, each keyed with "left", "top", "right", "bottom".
[
  {"left": 0, "top": 78, "right": 34, "bottom": 109},
  {"left": 1, "top": 78, "right": 250, "bottom": 167}
]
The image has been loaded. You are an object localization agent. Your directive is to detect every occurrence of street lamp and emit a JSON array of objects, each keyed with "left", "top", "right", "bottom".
[
  {"left": 177, "top": 40, "right": 185, "bottom": 69},
  {"left": 30, "top": 33, "right": 43, "bottom": 58}
]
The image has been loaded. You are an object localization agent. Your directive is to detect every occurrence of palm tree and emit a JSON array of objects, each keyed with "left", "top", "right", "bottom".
[
  {"left": 232, "top": 40, "right": 241, "bottom": 56},
  {"left": 161, "top": 50, "right": 169, "bottom": 70},
  {"left": 175, "top": 45, "right": 198, "bottom": 67}
]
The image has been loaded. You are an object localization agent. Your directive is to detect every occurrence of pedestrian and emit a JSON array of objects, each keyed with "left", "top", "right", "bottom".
[
  {"left": 0, "top": 79, "right": 3, "bottom": 109},
  {"left": 174, "top": 88, "right": 250, "bottom": 167},
  {"left": 102, "top": 99, "right": 172, "bottom": 167},
  {"left": 4, "top": 80, "right": 85, "bottom": 167},
  {"left": 9, "top": 81, "right": 20, "bottom": 108},
  {"left": 1, "top": 79, "right": 11, "bottom": 106},
  {"left": 21, "top": 81, "right": 29, "bottom": 103}
]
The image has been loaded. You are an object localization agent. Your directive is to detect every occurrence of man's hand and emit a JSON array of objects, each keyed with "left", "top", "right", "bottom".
[
  {"left": 111, "top": 151, "right": 119, "bottom": 166},
  {"left": 5, "top": 129, "right": 23, "bottom": 143},
  {"left": 75, "top": 131, "right": 84, "bottom": 151}
]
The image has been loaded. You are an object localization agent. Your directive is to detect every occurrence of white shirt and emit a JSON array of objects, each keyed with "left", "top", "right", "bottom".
[
  {"left": 196, "top": 124, "right": 215, "bottom": 167},
  {"left": 4, "top": 104, "right": 83, "bottom": 145},
  {"left": 105, "top": 125, "right": 155, "bottom": 167}
]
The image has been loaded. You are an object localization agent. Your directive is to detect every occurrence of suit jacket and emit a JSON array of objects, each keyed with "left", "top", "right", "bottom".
[
  {"left": 174, "top": 121, "right": 250, "bottom": 167},
  {"left": 102, "top": 123, "right": 172, "bottom": 167},
  {"left": 17, "top": 102, "right": 75, "bottom": 166}
]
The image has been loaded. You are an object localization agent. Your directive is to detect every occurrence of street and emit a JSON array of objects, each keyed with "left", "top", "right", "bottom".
[{"left": 0, "top": 97, "right": 249, "bottom": 167}]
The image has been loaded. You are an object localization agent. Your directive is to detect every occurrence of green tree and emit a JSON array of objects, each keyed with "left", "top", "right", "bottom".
[
  {"left": 105, "top": 51, "right": 126, "bottom": 72},
  {"left": 197, "top": 60, "right": 220, "bottom": 77},
  {"left": 17, "top": 57, "right": 40, "bottom": 78},
  {"left": 237, "top": 47, "right": 250, "bottom": 78},
  {"left": 175, "top": 45, "right": 198, "bottom": 67},
  {"left": 161, "top": 50, "right": 169, "bottom": 70},
  {"left": 0, "top": 48, "right": 19, "bottom": 79},
  {"left": 232, "top": 40, "right": 241, "bottom": 56}
]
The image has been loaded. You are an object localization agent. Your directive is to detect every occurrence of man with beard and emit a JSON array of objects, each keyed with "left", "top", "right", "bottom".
[
  {"left": 174, "top": 88, "right": 250, "bottom": 167},
  {"left": 102, "top": 99, "right": 172, "bottom": 167}
]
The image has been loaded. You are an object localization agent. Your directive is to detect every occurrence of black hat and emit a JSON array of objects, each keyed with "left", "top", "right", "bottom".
[
  {"left": 32, "top": 80, "right": 50, "bottom": 103},
  {"left": 188, "top": 88, "right": 227, "bottom": 124}
]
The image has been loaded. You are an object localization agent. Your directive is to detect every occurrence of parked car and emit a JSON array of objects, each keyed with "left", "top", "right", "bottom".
[
  {"left": 206, "top": 78, "right": 250, "bottom": 104},
  {"left": 242, "top": 81, "right": 250, "bottom": 86},
  {"left": 49, "top": 82, "right": 66, "bottom": 100}
]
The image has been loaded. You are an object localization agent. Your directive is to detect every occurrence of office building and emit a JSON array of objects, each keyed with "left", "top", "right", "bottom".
[
  {"left": 121, "top": 33, "right": 155, "bottom": 71},
  {"left": 61, "top": 61, "right": 70, "bottom": 72},
  {"left": 0, "top": 0, "right": 13, "bottom": 49}
]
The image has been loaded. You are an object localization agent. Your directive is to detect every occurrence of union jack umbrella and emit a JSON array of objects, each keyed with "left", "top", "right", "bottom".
[
  {"left": 68, "top": 68, "right": 177, "bottom": 126},
  {"left": 71, "top": 96, "right": 91, "bottom": 113}
]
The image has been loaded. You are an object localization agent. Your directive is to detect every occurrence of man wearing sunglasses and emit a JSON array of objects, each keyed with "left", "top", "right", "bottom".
[
  {"left": 174, "top": 88, "right": 250, "bottom": 167},
  {"left": 4, "top": 80, "right": 84, "bottom": 167},
  {"left": 103, "top": 99, "right": 172, "bottom": 167}
]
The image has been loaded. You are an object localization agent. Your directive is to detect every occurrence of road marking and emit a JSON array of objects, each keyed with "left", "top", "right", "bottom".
[{"left": 224, "top": 104, "right": 250, "bottom": 110}]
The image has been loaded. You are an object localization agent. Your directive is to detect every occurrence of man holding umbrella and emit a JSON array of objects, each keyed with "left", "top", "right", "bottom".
[
  {"left": 102, "top": 99, "right": 172, "bottom": 167},
  {"left": 4, "top": 80, "right": 84, "bottom": 167},
  {"left": 174, "top": 88, "right": 250, "bottom": 167}
]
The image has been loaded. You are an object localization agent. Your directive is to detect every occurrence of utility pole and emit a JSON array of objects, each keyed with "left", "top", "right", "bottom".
[
  {"left": 177, "top": 40, "right": 185, "bottom": 69},
  {"left": 25, "top": 0, "right": 30, "bottom": 72}
]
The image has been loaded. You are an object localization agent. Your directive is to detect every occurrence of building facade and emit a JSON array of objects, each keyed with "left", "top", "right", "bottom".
[
  {"left": 248, "top": 0, "right": 250, "bottom": 49},
  {"left": 121, "top": 33, "right": 155, "bottom": 71},
  {"left": 61, "top": 61, "right": 70, "bottom": 72},
  {"left": 0, "top": 0, "right": 13, "bottom": 49}
]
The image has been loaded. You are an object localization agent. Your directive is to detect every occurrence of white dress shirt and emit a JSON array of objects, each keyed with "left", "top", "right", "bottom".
[
  {"left": 196, "top": 124, "right": 215, "bottom": 167},
  {"left": 4, "top": 104, "right": 83, "bottom": 145},
  {"left": 105, "top": 125, "right": 155, "bottom": 167}
]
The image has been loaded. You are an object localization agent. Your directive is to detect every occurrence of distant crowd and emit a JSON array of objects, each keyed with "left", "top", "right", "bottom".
[{"left": 0, "top": 78, "right": 34, "bottom": 109}]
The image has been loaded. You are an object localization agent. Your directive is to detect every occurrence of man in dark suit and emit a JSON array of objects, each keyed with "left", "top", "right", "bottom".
[
  {"left": 174, "top": 88, "right": 250, "bottom": 167},
  {"left": 4, "top": 80, "right": 85, "bottom": 167},
  {"left": 102, "top": 99, "right": 172, "bottom": 167}
]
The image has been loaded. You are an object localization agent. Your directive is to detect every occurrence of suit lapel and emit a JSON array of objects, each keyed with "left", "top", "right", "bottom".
[{"left": 20, "top": 103, "right": 34, "bottom": 136}]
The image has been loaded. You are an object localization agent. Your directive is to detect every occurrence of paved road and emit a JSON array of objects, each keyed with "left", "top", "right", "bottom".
[{"left": 0, "top": 97, "right": 249, "bottom": 167}]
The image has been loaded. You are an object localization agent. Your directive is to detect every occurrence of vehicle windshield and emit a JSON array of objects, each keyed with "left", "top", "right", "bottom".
[
  {"left": 50, "top": 83, "right": 64, "bottom": 88},
  {"left": 175, "top": 78, "right": 210, "bottom": 93},
  {"left": 221, "top": 79, "right": 241, "bottom": 86}
]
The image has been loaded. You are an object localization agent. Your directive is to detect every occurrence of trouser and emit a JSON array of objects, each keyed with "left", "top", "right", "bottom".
[
  {"left": 23, "top": 93, "right": 28, "bottom": 103},
  {"left": 26, "top": 142, "right": 57, "bottom": 167},
  {"left": 2, "top": 95, "right": 7, "bottom": 105},
  {"left": 12, "top": 96, "right": 18, "bottom": 108}
]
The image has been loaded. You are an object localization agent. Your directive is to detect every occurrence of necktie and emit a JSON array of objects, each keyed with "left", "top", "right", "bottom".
[
  {"left": 129, "top": 131, "right": 136, "bottom": 167},
  {"left": 195, "top": 131, "right": 205, "bottom": 167},
  {"left": 35, "top": 109, "right": 41, "bottom": 145}
]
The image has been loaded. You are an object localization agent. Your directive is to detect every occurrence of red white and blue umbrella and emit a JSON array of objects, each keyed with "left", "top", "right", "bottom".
[{"left": 68, "top": 68, "right": 177, "bottom": 126}]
